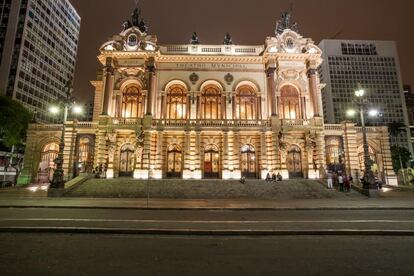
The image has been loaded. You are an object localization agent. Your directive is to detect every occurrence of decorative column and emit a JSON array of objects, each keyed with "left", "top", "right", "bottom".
[
  {"left": 260, "top": 131, "right": 267, "bottom": 179},
  {"left": 266, "top": 67, "right": 277, "bottom": 117},
  {"left": 106, "top": 132, "right": 117, "bottom": 179},
  {"left": 307, "top": 67, "right": 320, "bottom": 117},
  {"left": 116, "top": 93, "right": 122, "bottom": 118},
  {"left": 153, "top": 131, "right": 164, "bottom": 179},
  {"left": 102, "top": 58, "right": 114, "bottom": 116}
]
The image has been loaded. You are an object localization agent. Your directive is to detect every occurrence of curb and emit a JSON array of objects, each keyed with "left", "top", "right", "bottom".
[
  {"left": 1, "top": 205, "right": 414, "bottom": 211},
  {"left": 1, "top": 227, "right": 414, "bottom": 236}
]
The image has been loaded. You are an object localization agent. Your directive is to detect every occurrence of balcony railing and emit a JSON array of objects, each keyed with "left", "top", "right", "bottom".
[{"left": 153, "top": 119, "right": 270, "bottom": 128}]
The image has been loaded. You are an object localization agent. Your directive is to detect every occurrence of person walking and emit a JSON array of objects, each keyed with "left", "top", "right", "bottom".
[
  {"left": 344, "top": 175, "right": 351, "bottom": 192},
  {"left": 327, "top": 171, "right": 333, "bottom": 190},
  {"left": 338, "top": 174, "right": 344, "bottom": 192}
]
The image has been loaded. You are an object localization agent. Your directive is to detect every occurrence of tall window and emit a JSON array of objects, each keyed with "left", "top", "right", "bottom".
[
  {"left": 38, "top": 142, "right": 60, "bottom": 182},
  {"left": 77, "top": 137, "right": 94, "bottom": 174},
  {"left": 279, "top": 85, "right": 301, "bottom": 120},
  {"left": 166, "top": 85, "right": 187, "bottom": 119},
  {"left": 201, "top": 85, "right": 222, "bottom": 119},
  {"left": 122, "top": 85, "right": 144, "bottom": 118},
  {"left": 235, "top": 86, "right": 257, "bottom": 120}
]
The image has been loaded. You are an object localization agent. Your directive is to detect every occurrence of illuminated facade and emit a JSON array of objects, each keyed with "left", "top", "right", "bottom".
[{"left": 18, "top": 10, "right": 397, "bottom": 186}]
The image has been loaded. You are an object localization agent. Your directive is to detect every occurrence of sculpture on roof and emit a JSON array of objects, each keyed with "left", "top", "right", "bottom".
[
  {"left": 223, "top": 33, "right": 233, "bottom": 45},
  {"left": 122, "top": 1, "right": 148, "bottom": 33},
  {"left": 276, "top": 11, "right": 299, "bottom": 35},
  {"left": 190, "top": 32, "right": 200, "bottom": 45}
]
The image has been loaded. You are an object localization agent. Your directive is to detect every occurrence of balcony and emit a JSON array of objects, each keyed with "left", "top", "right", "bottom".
[{"left": 153, "top": 119, "right": 270, "bottom": 129}]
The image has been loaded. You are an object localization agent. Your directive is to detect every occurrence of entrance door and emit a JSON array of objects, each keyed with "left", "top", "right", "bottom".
[
  {"left": 287, "top": 146, "right": 303, "bottom": 178},
  {"left": 119, "top": 144, "right": 135, "bottom": 177},
  {"left": 167, "top": 144, "right": 182, "bottom": 178},
  {"left": 241, "top": 144, "right": 257, "bottom": 178},
  {"left": 204, "top": 145, "right": 220, "bottom": 178}
]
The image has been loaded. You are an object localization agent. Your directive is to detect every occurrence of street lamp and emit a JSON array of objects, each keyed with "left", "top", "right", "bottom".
[
  {"left": 49, "top": 79, "right": 83, "bottom": 190},
  {"left": 346, "top": 88, "right": 379, "bottom": 191}
]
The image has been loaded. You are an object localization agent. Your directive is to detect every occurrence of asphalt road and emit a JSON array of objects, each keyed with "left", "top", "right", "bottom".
[
  {"left": 0, "top": 208, "right": 414, "bottom": 232},
  {"left": 1, "top": 234, "right": 414, "bottom": 275}
]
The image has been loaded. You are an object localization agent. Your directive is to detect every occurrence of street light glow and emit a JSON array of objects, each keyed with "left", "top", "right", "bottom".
[
  {"left": 368, "top": 109, "right": 379, "bottom": 117},
  {"left": 72, "top": 105, "right": 83, "bottom": 114},
  {"left": 355, "top": 89, "right": 365, "bottom": 97},
  {"left": 346, "top": 109, "right": 357, "bottom": 117},
  {"left": 49, "top": 106, "right": 60, "bottom": 114}
]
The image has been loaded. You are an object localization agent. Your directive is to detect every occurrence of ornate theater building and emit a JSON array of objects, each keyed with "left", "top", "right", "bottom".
[{"left": 18, "top": 10, "right": 397, "bottom": 185}]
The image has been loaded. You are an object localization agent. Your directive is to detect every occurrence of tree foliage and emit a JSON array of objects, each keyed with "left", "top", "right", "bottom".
[
  {"left": 0, "top": 96, "right": 32, "bottom": 147},
  {"left": 391, "top": 146, "right": 411, "bottom": 173}
]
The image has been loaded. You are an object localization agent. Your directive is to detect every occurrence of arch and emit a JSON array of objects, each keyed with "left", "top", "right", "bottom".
[
  {"left": 121, "top": 83, "right": 144, "bottom": 118},
  {"left": 165, "top": 83, "right": 188, "bottom": 120},
  {"left": 286, "top": 145, "right": 303, "bottom": 178},
  {"left": 234, "top": 84, "right": 259, "bottom": 120},
  {"left": 118, "top": 77, "right": 144, "bottom": 91},
  {"left": 200, "top": 84, "right": 223, "bottom": 120},
  {"left": 279, "top": 84, "right": 302, "bottom": 120},
  {"left": 164, "top": 79, "right": 190, "bottom": 92},
  {"left": 119, "top": 144, "right": 136, "bottom": 177},
  {"left": 199, "top": 80, "right": 225, "bottom": 92},
  {"left": 76, "top": 135, "right": 95, "bottom": 175},
  {"left": 233, "top": 80, "right": 260, "bottom": 93},
  {"left": 203, "top": 144, "right": 220, "bottom": 179},
  {"left": 37, "top": 142, "right": 60, "bottom": 183},
  {"left": 166, "top": 144, "right": 183, "bottom": 178},
  {"left": 241, "top": 144, "right": 257, "bottom": 178}
]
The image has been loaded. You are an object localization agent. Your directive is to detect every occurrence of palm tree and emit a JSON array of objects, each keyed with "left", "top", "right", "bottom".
[{"left": 388, "top": 122, "right": 409, "bottom": 184}]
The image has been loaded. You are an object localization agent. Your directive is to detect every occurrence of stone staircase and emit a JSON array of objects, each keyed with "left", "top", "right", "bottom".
[{"left": 65, "top": 178, "right": 361, "bottom": 199}]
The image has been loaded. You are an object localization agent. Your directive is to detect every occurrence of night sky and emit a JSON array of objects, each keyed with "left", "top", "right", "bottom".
[{"left": 69, "top": 0, "right": 414, "bottom": 103}]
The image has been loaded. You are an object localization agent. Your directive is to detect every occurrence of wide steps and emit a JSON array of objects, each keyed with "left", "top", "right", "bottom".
[{"left": 66, "top": 178, "right": 359, "bottom": 199}]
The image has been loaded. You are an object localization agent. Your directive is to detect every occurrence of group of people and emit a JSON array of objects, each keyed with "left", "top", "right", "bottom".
[
  {"left": 326, "top": 171, "right": 352, "bottom": 192},
  {"left": 92, "top": 164, "right": 107, "bottom": 179},
  {"left": 265, "top": 172, "right": 283, "bottom": 183}
]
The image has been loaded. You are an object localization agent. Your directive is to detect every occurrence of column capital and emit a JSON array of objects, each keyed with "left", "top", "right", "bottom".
[{"left": 266, "top": 67, "right": 276, "bottom": 77}]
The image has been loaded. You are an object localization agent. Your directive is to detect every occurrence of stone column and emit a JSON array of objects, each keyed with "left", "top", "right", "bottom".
[
  {"left": 260, "top": 131, "right": 267, "bottom": 179},
  {"left": 116, "top": 94, "right": 122, "bottom": 118},
  {"left": 266, "top": 67, "right": 276, "bottom": 117},
  {"left": 307, "top": 68, "right": 320, "bottom": 117},
  {"left": 102, "top": 58, "right": 114, "bottom": 116},
  {"left": 342, "top": 122, "right": 360, "bottom": 182}
]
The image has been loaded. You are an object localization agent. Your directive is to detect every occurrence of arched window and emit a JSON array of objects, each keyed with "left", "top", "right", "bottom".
[
  {"left": 201, "top": 85, "right": 222, "bottom": 120},
  {"left": 166, "top": 85, "right": 187, "bottom": 119},
  {"left": 166, "top": 144, "right": 182, "bottom": 178},
  {"left": 38, "top": 142, "right": 60, "bottom": 183},
  {"left": 77, "top": 137, "right": 94, "bottom": 174},
  {"left": 122, "top": 85, "right": 144, "bottom": 118},
  {"left": 241, "top": 144, "right": 256, "bottom": 178},
  {"left": 279, "top": 85, "right": 301, "bottom": 120},
  {"left": 235, "top": 86, "right": 257, "bottom": 120}
]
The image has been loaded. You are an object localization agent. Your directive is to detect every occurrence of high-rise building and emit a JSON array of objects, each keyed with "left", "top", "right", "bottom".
[
  {"left": 318, "top": 39, "right": 412, "bottom": 152},
  {"left": 0, "top": 0, "right": 80, "bottom": 122},
  {"left": 0, "top": 0, "right": 12, "bottom": 64}
]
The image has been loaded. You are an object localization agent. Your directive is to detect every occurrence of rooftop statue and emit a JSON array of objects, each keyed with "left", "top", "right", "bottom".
[
  {"left": 122, "top": 2, "right": 148, "bottom": 33},
  {"left": 223, "top": 33, "right": 233, "bottom": 45},
  {"left": 190, "top": 32, "right": 200, "bottom": 45},
  {"left": 276, "top": 11, "right": 299, "bottom": 35}
]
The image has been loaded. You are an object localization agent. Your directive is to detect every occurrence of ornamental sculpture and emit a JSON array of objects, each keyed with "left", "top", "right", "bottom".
[{"left": 276, "top": 11, "right": 299, "bottom": 35}]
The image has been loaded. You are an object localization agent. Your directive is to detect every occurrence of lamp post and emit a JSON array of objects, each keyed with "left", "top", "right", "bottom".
[
  {"left": 346, "top": 89, "right": 378, "bottom": 190},
  {"left": 49, "top": 79, "right": 83, "bottom": 189}
]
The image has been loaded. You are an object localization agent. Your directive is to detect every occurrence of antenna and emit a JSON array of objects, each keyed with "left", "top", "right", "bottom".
[{"left": 290, "top": 2, "right": 293, "bottom": 14}]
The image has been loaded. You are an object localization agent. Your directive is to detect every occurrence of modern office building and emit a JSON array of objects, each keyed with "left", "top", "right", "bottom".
[
  {"left": 0, "top": 0, "right": 12, "bottom": 64},
  {"left": 17, "top": 9, "right": 397, "bottom": 186},
  {"left": 318, "top": 40, "right": 412, "bottom": 152},
  {"left": 0, "top": 0, "right": 80, "bottom": 122}
]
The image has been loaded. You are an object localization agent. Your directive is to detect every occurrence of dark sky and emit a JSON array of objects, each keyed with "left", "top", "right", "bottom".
[{"left": 70, "top": 0, "right": 414, "bottom": 103}]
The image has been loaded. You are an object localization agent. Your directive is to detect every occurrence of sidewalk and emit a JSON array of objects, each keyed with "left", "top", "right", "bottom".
[{"left": 0, "top": 196, "right": 414, "bottom": 210}]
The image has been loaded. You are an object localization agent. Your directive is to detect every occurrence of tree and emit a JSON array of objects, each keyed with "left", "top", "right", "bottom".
[
  {"left": 0, "top": 96, "right": 32, "bottom": 147},
  {"left": 391, "top": 146, "right": 411, "bottom": 173}
]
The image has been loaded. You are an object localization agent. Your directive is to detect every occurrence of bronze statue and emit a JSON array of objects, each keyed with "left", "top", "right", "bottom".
[
  {"left": 223, "top": 33, "right": 233, "bottom": 45},
  {"left": 190, "top": 32, "right": 200, "bottom": 45},
  {"left": 276, "top": 11, "right": 299, "bottom": 35}
]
